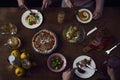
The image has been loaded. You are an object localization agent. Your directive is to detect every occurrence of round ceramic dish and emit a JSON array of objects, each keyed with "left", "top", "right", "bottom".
[
  {"left": 76, "top": 9, "right": 92, "bottom": 24},
  {"left": 47, "top": 53, "right": 67, "bottom": 72}
]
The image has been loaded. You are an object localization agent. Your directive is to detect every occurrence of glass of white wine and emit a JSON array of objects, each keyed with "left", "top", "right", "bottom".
[
  {"left": 0, "top": 23, "right": 17, "bottom": 35},
  {"left": 4, "top": 36, "right": 21, "bottom": 49}
]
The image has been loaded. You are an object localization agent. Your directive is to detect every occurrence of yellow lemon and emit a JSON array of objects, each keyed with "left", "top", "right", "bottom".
[
  {"left": 11, "top": 50, "right": 20, "bottom": 57},
  {"left": 20, "top": 52, "right": 29, "bottom": 60},
  {"left": 15, "top": 67, "right": 25, "bottom": 77}
]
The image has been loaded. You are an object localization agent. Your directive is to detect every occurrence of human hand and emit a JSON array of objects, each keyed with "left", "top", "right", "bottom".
[
  {"left": 41, "top": 0, "right": 52, "bottom": 10},
  {"left": 93, "top": 9, "right": 102, "bottom": 20},
  {"left": 107, "top": 66, "right": 115, "bottom": 80},
  {"left": 17, "top": 0, "right": 28, "bottom": 9},
  {"left": 64, "top": 0, "right": 73, "bottom": 8},
  {"left": 62, "top": 68, "right": 75, "bottom": 80}
]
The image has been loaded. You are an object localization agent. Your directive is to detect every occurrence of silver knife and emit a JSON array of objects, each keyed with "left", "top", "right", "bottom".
[{"left": 86, "top": 64, "right": 97, "bottom": 71}]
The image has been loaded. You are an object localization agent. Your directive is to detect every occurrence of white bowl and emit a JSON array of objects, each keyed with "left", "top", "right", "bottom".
[
  {"left": 47, "top": 53, "right": 67, "bottom": 72},
  {"left": 76, "top": 9, "right": 92, "bottom": 24}
]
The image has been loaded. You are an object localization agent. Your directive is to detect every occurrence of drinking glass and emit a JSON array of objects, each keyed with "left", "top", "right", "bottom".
[
  {"left": 57, "top": 11, "right": 65, "bottom": 24},
  {"left": 0, "top": 23, "right": 17, "bottom": 35},
  {"left": 4, "top": 36, "right": 21, "bottom": 49}
]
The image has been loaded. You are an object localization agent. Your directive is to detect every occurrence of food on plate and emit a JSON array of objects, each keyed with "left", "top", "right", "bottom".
[
  {"left": 77, "top": 58, "right": 91, "bottom": 68},
  {"left": 77, "top": 67, "right": 86, "bottom": 73},
  {"left": 47, "top": 53, "right": 66, "bottom": 72},
  {"left": 83, "top": 29, "right": 112, "bottom": 52},
  {"left": 32, "top": 29, "right": 57, "bottom": 54},
  {"left": 78, "top": 10, "right": 90, "bottom": 21},
  {"left": 65, "top": 26, "right": 81, "bottom": 43},
  {"left": 76, "top": 62, "right": 86, "bottom": 73},
  {"left": 50, "top": 56, "right": 63, "bottom": 70},
  {"left": 25, "top": 13, "right": 40, "bottom": 25},
  {"left": 81, "top": 58, "right": 91, "bottom": 65}
]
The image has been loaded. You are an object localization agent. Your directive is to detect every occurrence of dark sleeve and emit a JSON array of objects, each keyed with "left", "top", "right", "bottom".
[{"left": 0, "top": 0, "right": 18, "bottom": 7}]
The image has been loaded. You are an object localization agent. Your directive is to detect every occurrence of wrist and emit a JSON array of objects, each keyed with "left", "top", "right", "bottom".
[{"left": 110, "top": 75, "right": 116, "bottom": 80}]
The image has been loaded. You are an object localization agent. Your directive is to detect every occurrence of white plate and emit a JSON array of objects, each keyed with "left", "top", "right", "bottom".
[
  {"left": 21, "top": 9, "right": 43, "bottom": 29},
  {"left": 76, "top": 9, "right": 92, "bottom": 24},
  {"left": 73, "top": 55, "right": 96, "bottom": 79}
]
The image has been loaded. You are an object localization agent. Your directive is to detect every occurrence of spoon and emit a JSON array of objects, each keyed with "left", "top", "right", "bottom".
[{"left": 106, "top": 42, "right": 120, "bottom": 54}]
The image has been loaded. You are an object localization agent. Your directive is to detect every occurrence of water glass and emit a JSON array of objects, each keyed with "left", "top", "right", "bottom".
[
  {"left": 57, "top": 11, "right": 65, "bottom": 24},
  {"left": 0, "top": 23, "right": 17, "bottom": 35},
  {"left": 4, "top": 36, "right": 21, "bottom": 49}
]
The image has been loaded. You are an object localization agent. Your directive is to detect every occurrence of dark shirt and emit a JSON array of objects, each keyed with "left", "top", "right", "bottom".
[{"left": 0, "top": 0, "right": 61, "bottom": 7}]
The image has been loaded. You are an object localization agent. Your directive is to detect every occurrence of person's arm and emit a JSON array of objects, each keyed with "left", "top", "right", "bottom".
[
  {"left": 64, "top": 0, "right": 73, "bottom": 8},
  {"left": 41, "top": 0, "right": 52, "bottom": 10},
  {"left": 17, "top": 0, "right": 28, "bottom": 9},
  {"left": 107, "top": 66, "right": 116, "bottom": 80},
  {"left": 93, "top": 0, "right": 104, "bottom": 20},
  {"left": 62, "top": 68, "right": 75, "bottom": 80}
]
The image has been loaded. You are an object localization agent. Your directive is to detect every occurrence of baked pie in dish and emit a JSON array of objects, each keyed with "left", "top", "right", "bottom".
[{"left": 32, "top": 29, "right": 57, "bottom": 54}]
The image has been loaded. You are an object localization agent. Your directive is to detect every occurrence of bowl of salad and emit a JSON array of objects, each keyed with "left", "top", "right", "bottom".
[
  {"left": 63, "top": 24, "right": 85, "bottom": 43},
  {"left": 47, "top": 53, "right": 67, "bottom": 72}
]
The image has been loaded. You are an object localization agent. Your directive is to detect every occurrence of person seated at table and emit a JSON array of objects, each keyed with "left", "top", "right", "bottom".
[
  {"left": 17, "top": 0, "right": 104, "bottom": 20},
  {"left": 62, "top": 68, "right": 75, "bottom": 80},
  {"left": 106, "top": 56, "right": 120, "bottom": 80},
  {"left": 17, "top": 0, "right": 50, "bottom": 9},
  {"left": 62, "top": 56, "right": 120, "bottom": 80},
  {"left": 61, "top": 0, "right": 104, "bottom": 20}
]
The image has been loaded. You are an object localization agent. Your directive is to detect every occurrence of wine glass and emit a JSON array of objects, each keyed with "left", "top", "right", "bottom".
[
  {"left": 4, "top": 36, "right": 21, "bottom": 49},
  {"left": 0, "top": 23, "right": 17, "bottom": 35}
]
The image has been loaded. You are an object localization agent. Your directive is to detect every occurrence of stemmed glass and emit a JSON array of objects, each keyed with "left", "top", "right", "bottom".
[
  {"left": 0, "top": 23, "right": 17, "bottom": 35},
  {"left": 4, "top": 36, "right": 21, "bottom": 49}
]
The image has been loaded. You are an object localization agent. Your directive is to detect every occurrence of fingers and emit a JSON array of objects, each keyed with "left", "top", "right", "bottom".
[
  {"left": 67, "top": 68, "right": 75, "bottom": 73},
  {"left": 93, "top": 11, "right": 102, "bottom": 20},
  {"left": 24, "top": 5, "right": 28, "bottom": 10},
  {"left": 41, "top": 3, "right": 46, "bottom": 10},
  {"left": 66, "top": 3, "right": 73, "bottom": 8},
  {"left": 41, "top": 2, "right": 49, "bottom": 10},
  {"left": 65, "top": 0, "right": 73, "bottom": 8},
  {"left": 18, "top": 3, "right": 28, "bottom": 10},
  {"left": 41, "top": 0, "right": 52, "bottom": 10},
  {"left": 17, "top": 0, "right": 28, "bottom": 9}
]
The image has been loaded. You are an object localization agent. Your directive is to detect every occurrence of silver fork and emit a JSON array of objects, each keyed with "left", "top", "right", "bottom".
[{"left": 106, "top": 42, "right": 120, "bottom": 54}]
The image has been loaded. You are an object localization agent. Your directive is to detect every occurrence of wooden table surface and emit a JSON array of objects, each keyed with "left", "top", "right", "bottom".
[{"left": 0, "top": 7, "right": 120, "bottom": 80}]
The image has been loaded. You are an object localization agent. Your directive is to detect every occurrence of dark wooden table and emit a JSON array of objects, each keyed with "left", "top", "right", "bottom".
[{"left": 0, "top": 7, "right": 120, "bottom": 80}]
